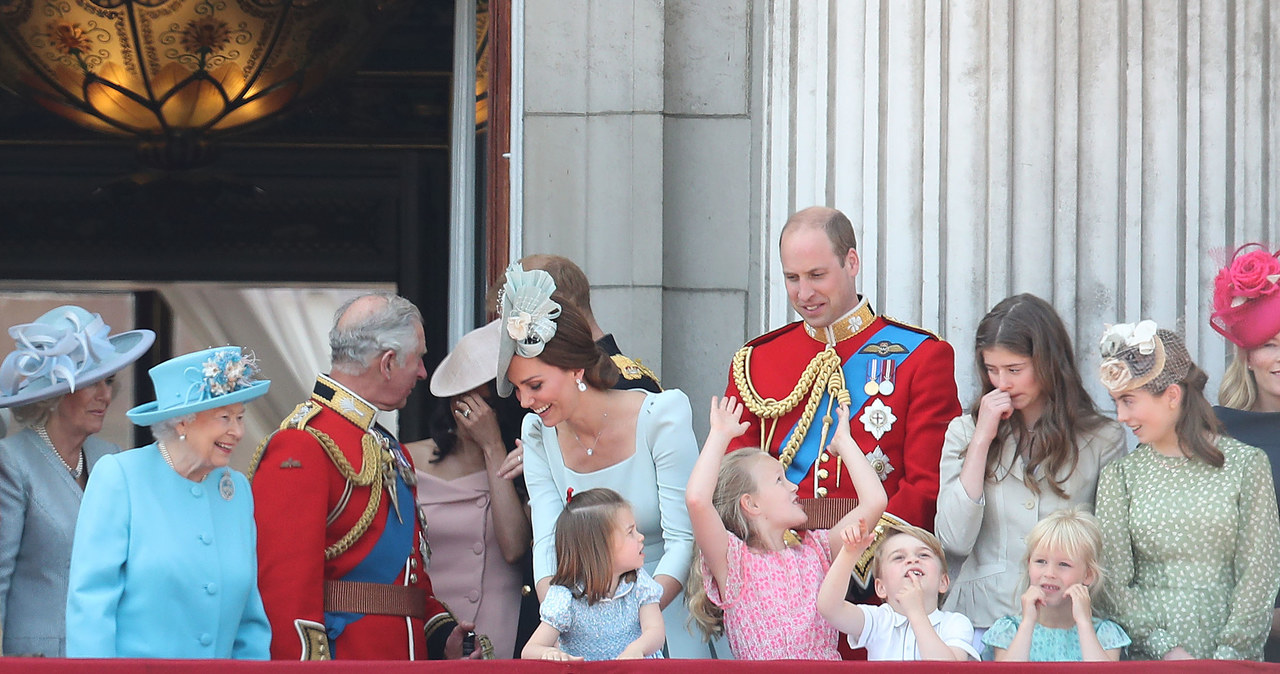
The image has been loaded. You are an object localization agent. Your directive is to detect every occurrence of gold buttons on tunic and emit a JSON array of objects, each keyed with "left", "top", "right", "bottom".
[
  {"left": 817, "top": 469, "right": 829, "bottom": 480},
  {"left": 816, "top": 487, "right": 828, "bottom": 497}
]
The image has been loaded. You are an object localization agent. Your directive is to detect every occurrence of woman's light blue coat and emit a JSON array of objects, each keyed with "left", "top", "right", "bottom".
[{"left": 65, "top": 445, "right": 270, "bottom": 659}]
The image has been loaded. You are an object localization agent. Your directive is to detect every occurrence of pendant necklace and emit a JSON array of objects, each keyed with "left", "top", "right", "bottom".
[
  {"left": 572, "top": 411, "right": 609, "bottom": 456},
  {"left": 35, "top": 425, "right": 84, "bottom": 479}
]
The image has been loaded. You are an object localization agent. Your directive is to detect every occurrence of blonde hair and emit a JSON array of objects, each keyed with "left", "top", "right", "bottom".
[
  {"left": 550, "top": 488, "right": 635, "bottom": 605},
  {"left": 687, "top": 448, "right": 768, "bottom": 639},
  {"left": 1219, "top": 346, "right": 1257, "bottom": 410},
  {"left": 1020, "top": 506, "right": 1107, "bottom": 603},
  {"left": 11, "top": 395, "right": 64, "bottom": 428}
]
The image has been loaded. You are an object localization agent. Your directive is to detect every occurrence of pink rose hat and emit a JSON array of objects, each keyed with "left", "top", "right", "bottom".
[{"left": 1210, "top": 243, "right": 1280, "bottom": 349}]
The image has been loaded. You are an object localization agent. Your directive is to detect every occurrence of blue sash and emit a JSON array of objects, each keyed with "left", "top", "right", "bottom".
[
  {"left": 782, "top": 324, "right": 929, "bottom": 483},
  {"left": 325, "top": 434, "right": 417, "bottom": 644}
]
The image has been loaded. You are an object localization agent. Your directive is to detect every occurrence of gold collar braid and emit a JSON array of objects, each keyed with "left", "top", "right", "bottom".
[
  {"left": 731, "top": 346, "right": 852, "bottom": 469},
  {"left": 248, "top": 400, "right": 397, "bottom": 560}
]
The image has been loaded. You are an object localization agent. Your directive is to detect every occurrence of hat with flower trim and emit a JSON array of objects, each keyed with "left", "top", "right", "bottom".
[
  {"left": 127, "top": 346, "right": 270, "bottom": 425},
  {"left": 0, "top": 305, "right": 155, "bottom": 408},
  {"left": 1210, "top": 243, "right": 1280, "bottom": 349},
  {"left": 496, "top": 262, "right": 562, "bottom": 397},
  {"left": 1098, "top": 320, "right": 1191, "bottom": 394}
]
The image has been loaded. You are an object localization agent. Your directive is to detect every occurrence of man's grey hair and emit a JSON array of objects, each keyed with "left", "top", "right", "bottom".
[
  {"left": 329, "top": 293, "right": 424, "bottom": 374},
  {"left": 150, "top": 413, "right": 197, "bottom": 442}
]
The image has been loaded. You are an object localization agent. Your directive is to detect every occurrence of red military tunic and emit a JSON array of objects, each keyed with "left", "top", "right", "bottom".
[
  {"left": 725, "top": 299, "right": 959, "bottom": 530},
  {"left": 250, "top": 375, "right": 456, "bottom": 660}
]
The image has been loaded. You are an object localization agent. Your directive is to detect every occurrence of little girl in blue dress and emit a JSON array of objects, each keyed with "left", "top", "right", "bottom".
[
  {"left": 983, "top": 507, "right": 1129, "bottom": 661},
  {"left": 521, "top": 488, "right": 665, "bottom": 660}
]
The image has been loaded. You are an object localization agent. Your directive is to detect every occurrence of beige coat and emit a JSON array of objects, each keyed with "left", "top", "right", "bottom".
[{"left": 934, "top": 414, "right": 1126, "bottom": 629}]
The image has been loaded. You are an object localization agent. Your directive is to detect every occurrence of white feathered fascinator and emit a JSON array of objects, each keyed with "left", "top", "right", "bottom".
[{"left": 496, "top": 262, "right": 561, "bottom": 397}]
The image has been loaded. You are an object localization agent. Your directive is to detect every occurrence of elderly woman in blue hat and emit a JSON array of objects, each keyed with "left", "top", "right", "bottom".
[
  {"left": 0, "top": 305, "right": 154, "bottom": 657},
  {"left": 64, "top": 346, "right": 272, "bottom": 659}
]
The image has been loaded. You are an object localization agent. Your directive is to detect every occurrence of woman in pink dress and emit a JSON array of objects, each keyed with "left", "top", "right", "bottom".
[{"left": 404, "top": 321, "right": 532, "bottom": 658}]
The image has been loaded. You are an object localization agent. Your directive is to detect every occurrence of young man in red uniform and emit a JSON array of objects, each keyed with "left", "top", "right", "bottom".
[
  {"left": 725, "top": 206, "right": 959, "bottom": 593},
  {"left": 250, "top": 293, "right": 473, "bottom": 660}
]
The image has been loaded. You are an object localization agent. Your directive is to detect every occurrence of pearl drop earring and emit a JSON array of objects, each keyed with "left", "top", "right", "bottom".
[{"left": 577, "top": 379, "right": 587, "bottom": 392}]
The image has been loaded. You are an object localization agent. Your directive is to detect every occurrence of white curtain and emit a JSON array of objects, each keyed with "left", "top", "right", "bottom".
[{"left": 157, "top": 285, "right": 389, "bottom": 471}]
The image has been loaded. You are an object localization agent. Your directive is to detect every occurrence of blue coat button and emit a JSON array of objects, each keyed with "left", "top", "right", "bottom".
[
  {"left": 199, "top": 633, "right": 213, "bottom": 646},
  {"left": 205, "top": 582, "right": 219, "bottom": 595}
]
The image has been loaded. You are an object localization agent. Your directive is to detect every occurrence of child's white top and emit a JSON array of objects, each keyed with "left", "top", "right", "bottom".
[{"left": 848, "top": 603, "right": 980, "bottom": 661}]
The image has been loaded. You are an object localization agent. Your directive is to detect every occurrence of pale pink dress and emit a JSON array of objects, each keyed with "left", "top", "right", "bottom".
[
  {"left": 702, "top": 529, "right": 838, "bottom": 660},
  {"left": 416, "top": 469, "right": 523, "bottom": 657}
]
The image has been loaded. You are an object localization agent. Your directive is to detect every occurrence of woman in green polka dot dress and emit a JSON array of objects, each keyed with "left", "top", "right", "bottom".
[{"left": 1094, "top": 321, "right": 1280, "bottom": 660}]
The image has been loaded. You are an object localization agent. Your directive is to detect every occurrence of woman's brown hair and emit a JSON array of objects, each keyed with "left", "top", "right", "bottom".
[
  {"left": 1165, "top": 363, "right": 1225, "bottom": 467},
  {"left": 970, "top": 294, "right": 1108, "bottom": 498},
  {"left": 550, "top": 487, "right": 635, "bottom": 604},
  {"left": 537, "top": 293, "right": 620, "bottom": 390}
]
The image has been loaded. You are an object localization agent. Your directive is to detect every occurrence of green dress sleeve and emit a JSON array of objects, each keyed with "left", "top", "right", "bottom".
[{"left": 1095, "top": 457, "right": 1179, "bottom": 657}]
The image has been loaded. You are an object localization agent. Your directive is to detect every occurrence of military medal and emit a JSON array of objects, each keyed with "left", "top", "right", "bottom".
[
  {"left": 219, "top": 470, "right": 235, "bottom": 500},
  {"left": 864, "top": 360, "right": 880, "bottom": 396},
  {"left": 879, "top": 359, "right": 896, "bottom": 395},
  {"left": 859, "top": 398, "right": 897, "bottom": 440},
  {"left": 866, "top": 446, "right": 894, "bottom": 481}
]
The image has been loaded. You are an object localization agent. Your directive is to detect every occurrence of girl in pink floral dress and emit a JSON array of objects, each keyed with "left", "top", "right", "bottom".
[{"left": 685, "top": 397, "right": 887, "bottom": 659}]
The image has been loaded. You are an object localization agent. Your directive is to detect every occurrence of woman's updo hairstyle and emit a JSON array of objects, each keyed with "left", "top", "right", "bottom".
[{"left": 536, "top": 293, "right": 620, "bottom": 390}]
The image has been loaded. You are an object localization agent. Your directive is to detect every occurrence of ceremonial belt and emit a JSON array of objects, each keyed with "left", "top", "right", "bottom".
[
  {"left": 797, "top": 498, "right": 858, "bottom": 530},
  {"left": 324, "top": 580, "right": 427, "bottom": 620},
  {"left": 781, "top": 323, "right": 929, "bottom": 483}
]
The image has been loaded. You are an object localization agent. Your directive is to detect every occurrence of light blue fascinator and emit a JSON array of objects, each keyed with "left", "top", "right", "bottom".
[
  {"left": 0, "top": 306, "right": 155, "bottom": 408},
  {"left": 496, "top": 262, "right": 561, "bottom": 397}
]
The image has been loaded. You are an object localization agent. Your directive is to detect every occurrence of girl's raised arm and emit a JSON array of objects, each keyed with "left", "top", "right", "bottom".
[
  {"left": 828, "top": 404, "right": 888, "bottom": 537},
  {"left": 686, "top": 396, "right": 750, "bottom": 589}
]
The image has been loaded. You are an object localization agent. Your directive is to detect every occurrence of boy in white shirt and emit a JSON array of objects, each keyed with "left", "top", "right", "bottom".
[{"left": 817, "top": 521, "right": 979, "bottom": 661}]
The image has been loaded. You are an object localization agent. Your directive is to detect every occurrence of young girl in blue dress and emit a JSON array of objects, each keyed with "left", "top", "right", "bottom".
[
  {"left": 983, "top": 507, "right": 1129, "bottom": 661},
  {"left": 521, "top": 488, "right": 666, "bottom": 661}
]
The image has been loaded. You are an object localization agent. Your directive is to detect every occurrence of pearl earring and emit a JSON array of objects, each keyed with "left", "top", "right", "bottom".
[
  {"left": 179, "top": 434, "right": 186, "bottom": 441},
  {"left": 577, "top": 379, "right": 587, "bottom": 392}
]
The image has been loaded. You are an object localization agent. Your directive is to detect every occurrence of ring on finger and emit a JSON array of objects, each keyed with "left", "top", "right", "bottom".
[{"left": 457, "top": 403, "right": 471, "bottom": 418}]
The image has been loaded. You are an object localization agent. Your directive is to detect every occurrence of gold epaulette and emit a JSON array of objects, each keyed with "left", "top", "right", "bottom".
[
  {"left": 852, "top": 512, "right": 911, "bottom": 589},
  {"left": 881, "top": 314, "right": 941, "bottom": 341},
  {"left": 610, "top": 354, "right": 660, "bottom": 385},
  {"left": 247, "top": 400, "right": 387, "bottom": 561}
]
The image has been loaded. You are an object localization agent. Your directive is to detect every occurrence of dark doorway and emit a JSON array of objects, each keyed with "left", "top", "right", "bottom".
[{"left": 0, "top": 4, "right": 456, "bottom": 443}]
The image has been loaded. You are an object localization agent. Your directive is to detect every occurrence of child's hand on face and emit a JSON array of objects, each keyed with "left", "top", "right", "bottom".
[
  {"left": 1065, "top": 584, "right": 1093, "bottom": 625},
  {"left": 541, "top": 649, "right": 584, "bottom": 662},
  {"left": 840, "top": 519, "right": 874, "bottom": 556},
  {"left": 895, "top": 574, "right": 930, "bottom": 619},
  {"left": 1020, "top": 585, "right": 1045, "bottom": 620},
  {"left": 708, "top": 396, "right": 751, "bottom": 440}
]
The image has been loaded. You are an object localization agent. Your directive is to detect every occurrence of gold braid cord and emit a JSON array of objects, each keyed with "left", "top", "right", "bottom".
[
  {"left": 731, "top": 346, "right": 852, "bottom": 469},
  {"left": 246, "top": 402, "right": 389, "bottom": 560}
]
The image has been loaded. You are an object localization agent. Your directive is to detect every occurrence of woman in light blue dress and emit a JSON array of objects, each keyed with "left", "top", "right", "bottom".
[
  {"left": 496, "top": 263, "right": 719, "bottom": 658},
  {"left": 0, "top": 305, "right": 154, "bottom": 657},
  {"left": 66, "top": 346, "right": 272, "bottom": 659}
]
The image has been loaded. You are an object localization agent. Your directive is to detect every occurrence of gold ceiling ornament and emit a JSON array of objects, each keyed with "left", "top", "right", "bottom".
[{"left": 0, "top": 0, "right": 407, "bottom": 169}]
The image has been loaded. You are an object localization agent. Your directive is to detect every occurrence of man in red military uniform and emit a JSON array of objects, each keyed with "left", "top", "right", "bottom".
[
  {"left": 250, "top": 293, "right": 472, "bottom": 660},
  {"left": 725, "top": 205, "right": 959, "bottom": 546}
]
